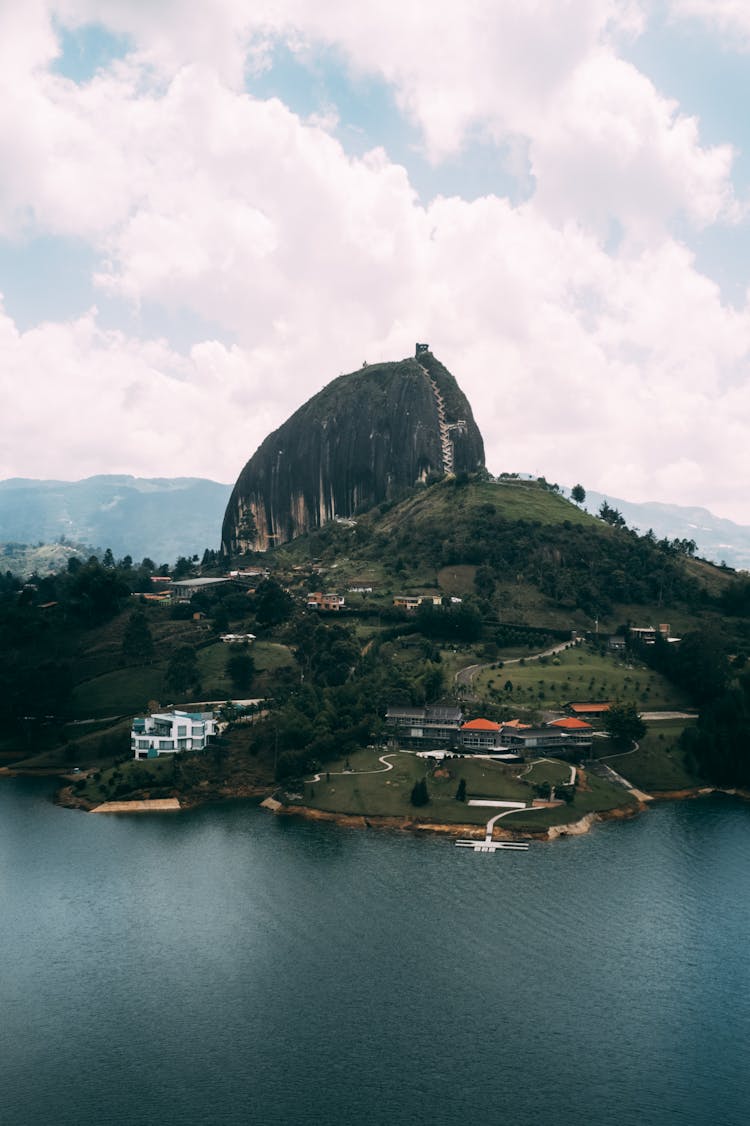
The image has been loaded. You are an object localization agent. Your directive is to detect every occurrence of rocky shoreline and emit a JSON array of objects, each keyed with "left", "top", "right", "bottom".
[
  {"left": 17, "top": 767, "right": 750, "bottom": 839},
  {"left": 271, "top": 797, "right": 649, "bottom": 840}
]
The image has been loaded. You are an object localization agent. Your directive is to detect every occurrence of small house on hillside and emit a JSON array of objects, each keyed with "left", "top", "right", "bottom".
[
  {"left": 393, "top": 594, "right": 442, "bottom": 610},
  {"left": 393, "top": 596, "right": 421, "bottom": 611},
  {"left": 307, "top": 592, "right": 345, "bottom": 611},
  {"left": 171, "top": 577, "right": 236, "bottom": 601}
]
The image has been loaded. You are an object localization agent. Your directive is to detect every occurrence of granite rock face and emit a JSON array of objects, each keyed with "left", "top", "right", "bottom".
[{"left": 221, "top": 352, "right": 485, "bottom": 553}]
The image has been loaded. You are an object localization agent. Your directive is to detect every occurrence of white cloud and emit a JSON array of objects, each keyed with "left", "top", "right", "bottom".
[
  {"left": 669, "top": 1, "right": 750, "bottom": 47},
  {"left": 0, "top": 304, "right": 283, "bottom": 483},
  {"left": 0, "top": 2, "right": 735, "bottom": 242},
  {"left": 0, "top": 2, "right": 748, "bottom": 524},
  {"left": 529, "top": 51, "right": 737, "bottom": 236}
]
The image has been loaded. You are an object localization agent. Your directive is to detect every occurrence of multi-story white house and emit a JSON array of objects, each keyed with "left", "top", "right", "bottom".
[{"left": 131, "top": 710, "right": 218, "bottom": 759}]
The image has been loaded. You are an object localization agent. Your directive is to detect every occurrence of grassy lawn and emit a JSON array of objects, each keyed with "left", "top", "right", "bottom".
[
  {"left": 438, "top": 645, "right": 487, "bottom": 682},
  {"left": 523, "top": 759, "right": 574, "bottom": 786},
  {"left": 437, "top": 565, "right": 478, "bottom": 596},
  {"left": 376, "top": 478, "right": 597, "bottom": 532},
  {"left": 499, "top": 772, "right": 639, "bottom": 830},
  {"left": 70, "top": 665, "right": 167, "bottom": 719},
  {"left": 70, "top": 639, "right": 294, "bottom": 720},
  {"left": 598, "top": 719, "right": 701, "bottom": 792},
  {"left": 476, "top": 643, "right": 689, "bottom": 711},
  {"left": 75, "top": 754, "right": 178, "bottom": 806},
  {"left": 287, "top": 747, "right": 632, "bottom": 829},
  {"left": 197, "top": 639, "right": 295, "bottom": 697},
  {"left": 7, "top": 718, "right": 132, "bottom": 770},
  {"left": 254, "top": 641, "right": 295, "bottom": 672}
]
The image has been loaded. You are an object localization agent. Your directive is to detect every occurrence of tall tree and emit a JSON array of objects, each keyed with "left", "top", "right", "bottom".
[
  {"left": 165, "top": 645, "right": 201, "bottom": 694},
  {"left": 122, "top": 610, "right": 154, "bottom": 665},
  {"left": 254, "top": 578, "right": 294, "bottom": 627},
  {"left": 604, "top": 703, "right": 646, "bottom": 749},
  {"left": 226, "top": 649, "right": 255, "bottom": 692},
  {"left": 410, "top": 778, "right": 429, "bottom": 806}
]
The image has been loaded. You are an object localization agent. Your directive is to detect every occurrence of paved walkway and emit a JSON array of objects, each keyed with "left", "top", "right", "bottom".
[
  {"left": 593, "top": 751, "right": 653, "bottom": 803},
  {"left": 519, "top": 757, "right": 577, "bottom": 787},
  {"left": 305, "top": 754, "right": 398, "bottom": 784},
  {"left": 484, "top": 803, "right": 546, "bottom": 841},
  {"left": 639, "top": 711, "right": 698, "bottom": 720}
]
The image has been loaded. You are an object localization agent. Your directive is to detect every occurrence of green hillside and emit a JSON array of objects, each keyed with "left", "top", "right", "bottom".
[
  {"left": 273, "top": 474, "right": 736, "bottom": 638},
  {"left": 375, "top": 475, "right": 597, "bottom": 531},
  {"left": 3, "top": 474, "right": 750, "bottom": 811}
]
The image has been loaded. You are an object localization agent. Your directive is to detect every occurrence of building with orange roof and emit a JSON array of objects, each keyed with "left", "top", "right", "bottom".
[
  {"left": 568, "top": 702, "right": 611, "bottom": 715},
  {"left": 460, "top": 717, "right": 503, "bottom": 749},
  {"left": 500, "top": 722, "right": 593, "bottom": 755},
  {"left": 548, "top": 717, "right": 593, "bottom": 732}
]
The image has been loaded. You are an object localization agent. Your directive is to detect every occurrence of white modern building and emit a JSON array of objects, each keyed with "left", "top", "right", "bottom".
[{"left": 131, "top": 710, "right": 218, "bottom": 759}]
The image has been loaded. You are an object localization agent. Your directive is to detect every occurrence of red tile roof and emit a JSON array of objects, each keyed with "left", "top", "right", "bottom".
[
  {"left": 462, "top": 718, "right": 500, "bottom": 731},
  {"left": 569, "top": 703, "right": 611, "bottom": 714},
  {"left": 549, "top": 717, "right": 593, "bottom": 730}
]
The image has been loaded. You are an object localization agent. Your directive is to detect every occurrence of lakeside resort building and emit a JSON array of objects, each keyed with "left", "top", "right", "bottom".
[
  {"left": 131, "top": 710, "right": 218, "bottom": 759},
  {"left": 385, "top": 705, "right": 593, "bottom": 758}
]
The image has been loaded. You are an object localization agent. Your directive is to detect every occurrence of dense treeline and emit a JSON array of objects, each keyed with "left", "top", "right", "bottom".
[
  {"left": 638, "top": 631, "right": 750, "bottom": 786},
  {"left": 246, "top": 626, "right": 430, "bottom": 783},
  {"left": 375, "top": 508, "right": 707, "bottom": 618},
  {"left": 681, "top": 676, "right": 750, "bottom": 787},
  {"left": 0, "top": 552, "right": 235, "bottom": 734},
  {"left": 249, "top": 617, "right": 446, "bottom": 780},
  {"left": 0, "top": 556, "right": 148, "bottom": 733}
]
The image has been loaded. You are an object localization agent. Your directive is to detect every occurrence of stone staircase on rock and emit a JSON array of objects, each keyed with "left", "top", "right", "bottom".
[{"left": 418, "top": 361, "right": 455, "bottom": 475}]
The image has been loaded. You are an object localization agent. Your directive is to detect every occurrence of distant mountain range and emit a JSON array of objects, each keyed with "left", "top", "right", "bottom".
[
  {"left": 579, "top": 490, "right": 750, "bottom": 571},
  {"left": 0, "top": 475, "right": 232, "bottom": 564},
  {"left": 1, "top": 473, "right": 748, "bottom": 572}
]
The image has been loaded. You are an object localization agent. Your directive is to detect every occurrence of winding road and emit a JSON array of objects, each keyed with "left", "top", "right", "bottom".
[{"left": 453, "top": 641, "right": 573, "bottom": 692}]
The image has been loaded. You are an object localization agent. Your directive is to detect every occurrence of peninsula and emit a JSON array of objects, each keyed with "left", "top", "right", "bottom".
[{"left": 2, "top": 351, "right": 749, "bottom": 833}]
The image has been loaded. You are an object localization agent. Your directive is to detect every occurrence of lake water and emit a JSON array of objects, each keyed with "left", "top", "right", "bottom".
[{"left": 1, "top": 779, "right": 749, "bottom": 1126}]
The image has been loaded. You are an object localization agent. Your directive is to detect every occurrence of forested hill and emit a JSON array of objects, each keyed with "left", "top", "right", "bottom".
[
  {"left": 3, "top": 473, "right": 750, "bottom": 792},
  {"left": 272, "top": 474, "right": 739, "bottom": 638}
]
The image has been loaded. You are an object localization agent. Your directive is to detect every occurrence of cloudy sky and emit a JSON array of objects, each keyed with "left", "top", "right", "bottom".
[{"left": 1, "top": 1, "right": 750, "bottom": 521}]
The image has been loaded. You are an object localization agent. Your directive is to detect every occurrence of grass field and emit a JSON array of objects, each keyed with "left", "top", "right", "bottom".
[
  {"left": 475, "top": 643, "right": 689, "bottom": 711},
  {"left": 376, "top": 478, "right": 598, "bottom": 532},
  {"left": 75, "top": 754, "right": 177, "bottom": 805},
  {"left": 197, "top": 639, "right": 294, "bottom": 696},
  {"left": 70, "top": 665, "right": 167, "bottom": 719},
  {"left": 68, "top": 639, "right": 294, "bottom": 720},
  {"left": 598, "top": 719, "right": 700, "bottom": 792},
  {"left": 287, "top": 747, "right": 632, "bottom": 830}
]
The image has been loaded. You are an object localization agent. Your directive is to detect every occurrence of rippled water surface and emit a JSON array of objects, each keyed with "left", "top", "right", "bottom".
[{"left": 1, "top": 780, "right": 749, "bottom": 1126}]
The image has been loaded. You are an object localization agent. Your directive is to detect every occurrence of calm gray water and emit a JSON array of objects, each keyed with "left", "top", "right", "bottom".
[{"left": 1, "top": 779, "right": 749, "bottom": 1126}]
